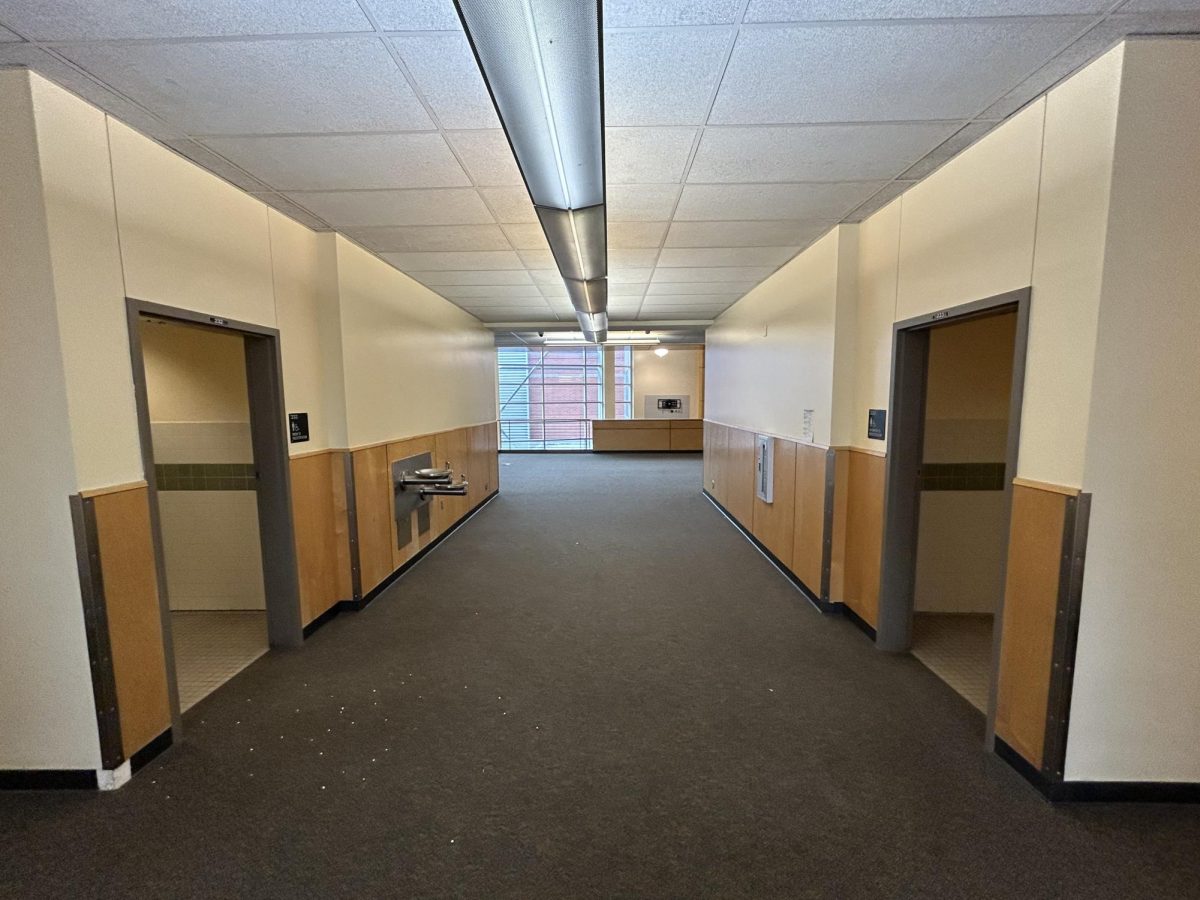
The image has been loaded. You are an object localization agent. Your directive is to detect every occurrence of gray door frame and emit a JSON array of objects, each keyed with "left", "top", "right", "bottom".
[
  {"left": 876, "top": 288, "right": 1030, "bottom": 745},
  {"left": 125, "top": 299, "right": 304, "bottom": 738}
]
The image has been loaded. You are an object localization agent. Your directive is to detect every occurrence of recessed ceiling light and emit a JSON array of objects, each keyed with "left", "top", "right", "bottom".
[{"left": 654, "top": 347, "right": 670, "bottom": 358}]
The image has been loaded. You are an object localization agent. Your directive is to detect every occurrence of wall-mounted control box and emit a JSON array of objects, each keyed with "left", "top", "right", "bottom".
[
  {"left": 644, "top": 395, "right": 690, "bottom": 418},
  {"left": 755, "top": 434, "right": 774, "bottom": 503}
]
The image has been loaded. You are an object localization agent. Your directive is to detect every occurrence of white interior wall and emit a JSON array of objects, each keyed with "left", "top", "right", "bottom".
[
  {"left": 0, "top": 70, "right": 102, "bottom": 770},
  {"left": 1067, "top": 39, "right": 1200, "bottom": 783},
  {"left": 632, "top": 346, "right": 703, "bottom": 419}
]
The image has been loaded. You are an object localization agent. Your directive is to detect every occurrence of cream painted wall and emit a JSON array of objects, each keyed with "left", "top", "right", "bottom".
[
  {"left": 0, "top": 70, "right": 102, "bottom": 770},
  {"left": 140, "top": 320, "right": 249, "bottom": 422},
  {"left": 335, "top": 236, "right": 497, "bottom": 448},
  {"left": 633, "top": 346, "right": 704, "bottom": 418},
  {"left": 704, "top": 228, "right": 843, "bottom": 444},
  {"left": 1067, "top": 39, "right": 1200, "bottom": 783},
  {"left": 851, "top": 198, "right": 901, "bottom": 452}
]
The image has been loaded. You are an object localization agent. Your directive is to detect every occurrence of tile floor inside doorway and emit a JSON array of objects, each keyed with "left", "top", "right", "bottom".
[
  {"left": 170, "top": 611, "right": 268, "bottom": 711},
  {"left": 910, "top": 613, "right": 994, "bottom": 713}
]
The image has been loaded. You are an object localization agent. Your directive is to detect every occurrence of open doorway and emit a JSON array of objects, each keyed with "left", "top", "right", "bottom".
[
  {"left": 127, "top": 301, "right": 301, "bottom": 727},
  {"left": 878, "top": 290, "right": 1029, "bottom": 736}
]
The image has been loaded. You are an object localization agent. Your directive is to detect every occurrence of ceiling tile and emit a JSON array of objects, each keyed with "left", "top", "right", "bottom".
[
  {"left": 651, "top": 266, "right": 776, "bottom": 283},
  {"left": 639, "top": 306, "right": 728, "bottom": 320},
  {"left": 744, "top": 0, "right": 1110, "bottom": 21},
  {"left": 410, "top": 269, "right": 534, "bottom": 285},
  {"left": 608, "top": 221, "right": 669, "bottom": 249},
  {"left": 607, "top": 184, "right": 681, "bottom": 221},
  {"left": 610, "top": 267, "right": 653, "bottom": 284},
  {"left": 665, "top": 220, "right": 831, "bottom": 248},
  {"left": 899, "top": 122, "right": 995, "bottom": 180},
  {"left": 657, "top": 246, "right": 797, "bottom": 267},
  {"left": 368, "top": 0, "right": 462, "bottom": 31},
  {"left": 517, "top": 249, "right": 556, "bottom": 269},
  {"left": 641, "top": 293, "right": 742, "bottom": 305},
  {"left": 979, "top": 12, "right": 1200, "bottom": 118},
  {"left": 382, "top": 250, "right": 524, "bottom": 271},
  {"left": 609, "top": 283, "right": 649, "bottom": 297},
  {"left": 710, "top": 20, "right": 1090, "bottom": 124},
  {"left": 437, "top": 285, "right": 545, "bottom": 300},
  {"left": 58, "top": 38, "right": 431, "bottom": 134},
  {"left": 160, "top": 139, "right": 270, "bottom": 191},
  {"left": 204, "top": 133, "right": 468, "bottom": 190},
  {"left": 0, "top": 25, "right": 22, "bottom": 40},
  {"left": 690, "top": 121, "right": 962, "bottom": 183},
  {"left": 604, "top": 27, "right": 732, "bottom": 125},
  {"left": 647, "top": 281, "right": 762, "bottom": 295},
  {"left": 500, "top": 224, "right": 550, "bottom": 251},
  {"left": 844, "top": 181, "right": 917, "bottom": 221},
  {"left": 538, "top": 284, "right": 568, "bottom": 300},
  {"left": 604, "top": 0, "right": 744, "bottom": 26},
  {"left": 467, "top": 307, "right": 555, "bottom": 322},
  {"left": 342, "top": 224, "right": 510, "bottom": 252},
  {"left": 0, "top": 0, "right": 371, "bottom": 39},
  {"left": 251, "top": 192, "right": 330, "bottom": 231},
  {"left": 445, "top": 130, "right": 522, "bottom": 186},
  {"left": 610, "top": 249, "right": 660, "bottom": 268},
  {"left": 288, "top": 188, "right": 493, "bottom": 226},
  {"left": 1118, "top": 2, "right": 1200, "bottom": 11},
  {"left": 606, "top": 127, "right": 697, "bottom": 184},
  {"left": 390, "top": 32, "right": 499, "bottom": 129},
  {"left": 529, "top": 269, "right": 565, "bottom": 285},
  {"left": 0, "top": 45, "right": 183, "bottom": 139},
  {"left": 675, "top": 182, "right": 884, "bottom": 220},
  {"left": 480, "top": 187, "right": 539, "bottom": 223}
]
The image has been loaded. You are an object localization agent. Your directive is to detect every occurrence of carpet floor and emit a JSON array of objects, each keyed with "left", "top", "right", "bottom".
[{"left": 2, "top": 453, "right": 1198, "bottom": 899}]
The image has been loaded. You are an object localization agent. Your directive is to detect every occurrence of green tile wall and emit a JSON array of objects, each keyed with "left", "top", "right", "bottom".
[
  {"left": 155, "top": 463, "right": 257, "bottom": 491},
  {"left": 919, "top": 462, "right": 1006, "bottom": 492}
]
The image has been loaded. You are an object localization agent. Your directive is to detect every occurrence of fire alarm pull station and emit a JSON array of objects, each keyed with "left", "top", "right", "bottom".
[{"left": 755, "top": 434, "right": 774, "bottom": 503}]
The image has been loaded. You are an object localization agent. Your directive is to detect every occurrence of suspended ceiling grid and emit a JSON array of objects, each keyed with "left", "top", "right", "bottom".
[{"left": 1, "top": 0, "right": 1198, "bottom": 325}]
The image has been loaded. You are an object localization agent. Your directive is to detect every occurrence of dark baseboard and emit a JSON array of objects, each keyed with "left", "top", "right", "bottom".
[
  {"left": 0, "top": 769, "right": 99, "bottom": 791},
  {"left": 130, "top": 728, "right": 173, "bottom": 774},
  {"left": 301, "top": 600, "right": 343, "bottom": 639},
  {"left": 841, "top": 603, "right": 878, "bottom": 641},
  {"left": 348, "top": 488, "right": 500, "bottom": 612},
  {"left": 994, "top": 737, "right": 1200, "bottom": 803},
  {"left": 701, "top": 490, "right": 832, "bottom": 614}
]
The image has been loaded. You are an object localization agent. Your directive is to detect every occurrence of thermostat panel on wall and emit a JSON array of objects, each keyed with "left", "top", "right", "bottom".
[{"left": 644, "top": 395, "right": 690, "bottom": 418}]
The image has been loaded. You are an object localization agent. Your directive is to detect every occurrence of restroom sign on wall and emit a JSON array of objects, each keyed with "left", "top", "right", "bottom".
[{"left": 288, "top": 412, "right": 309, "bottom": 443}]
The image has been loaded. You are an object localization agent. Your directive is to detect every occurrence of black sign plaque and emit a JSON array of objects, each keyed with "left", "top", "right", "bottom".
[
  {"left": 288, "top": 412, "right": 310, "bottom": 444},
  {"left": 867, "top": 409, "right": 887, "bottom": 441}
]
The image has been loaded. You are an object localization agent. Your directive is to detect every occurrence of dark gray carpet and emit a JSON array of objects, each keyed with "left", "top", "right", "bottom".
[{"left": 2, "top": 453, "right": 1198, "bottom": 899}]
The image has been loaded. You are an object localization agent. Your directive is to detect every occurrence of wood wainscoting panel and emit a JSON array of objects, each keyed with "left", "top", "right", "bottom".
[
  {"left": 704, "top": 421, "right": 727, "bottom": 504},
  {"left": 669, "top": 419, "right": 704, "bottom": 451},
  {"left": 434, "top": 426, "right": 473, "bottom": 535},
  {"left": 995, "top": 483, "right": 1068, "bottom": 768},
  {"left": 386, "top": 435, "right": 436, "bottom": 568},
  {"left": 352, "top": 445, "right": 393, "bottom": 594},
  {"left": 793, "top": 443, "right": 828, "bottom": 592},
  {"left": 592, "top": 419, "right": 672, "bottom": 451},
  {"left": 842, "top": 449, "right": 886, "bottom": 628},
  {"left": 290, "top": 451, "right": 351, "bottom": 626},
  {"left": 91, "top": 485, "right": 171, "bottom": 759},
  {"left": 752, "top": 437, "right": 797, "bottom": 567},
  {"left": 725, "top": 426, "right": 756, "bottom": 527}
]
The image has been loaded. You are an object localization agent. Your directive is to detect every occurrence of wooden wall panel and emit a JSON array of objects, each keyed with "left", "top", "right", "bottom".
[
  {"left": 433, "top": 427, "right": 472, "bottom": 535},
  {"left": 752, "top": 437, "right": 796, "bottom": 566},
  {"left": 352, "top": 445, "right": 392, "bottom": 594},
  {"left": 995, "top": 484, "right": 1068, "bottom": 768},
  {"left": 669, "top": 420, "right": 703, "bottom": 451},
  {"left": 793, "top": 444, "right": 828, "bottom": 592},
  {"left": 290, "top": 451, "right": 352, "bottom": 625},
  {"left": 725, "top": 426, "right": 756, "bottom": 527},
  {"left": 842, "top": 449, "right": 886, "bottom": 628},
  {"left": 592, "top": 419, "right": 671, "bottom": 451},
  {"left": 92, "top": 486, "right": 171, "bottom": 758}
]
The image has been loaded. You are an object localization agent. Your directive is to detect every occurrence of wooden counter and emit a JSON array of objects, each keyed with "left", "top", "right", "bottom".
[{"left": 592, "top": 418, "right": 703, "bottom": 452}]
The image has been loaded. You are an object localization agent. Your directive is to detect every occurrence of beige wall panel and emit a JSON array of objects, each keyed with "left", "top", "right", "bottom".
[
  {"left": 842, "top": 450, "right": 885, "bottom": 628},
  {"left": 290, "top": 451, "right": 350, "bottom": 626},
  {"left": 851, "top": 199, "right": 902, "bottom": 453},
  {"left": 335, "top": 237, "right": 497, "bottom": 449},
  {"left": 139, "top": 320, "right": 249, "bottom": 422},
  {"left": 92, "top": 486, "right": 172, "bottom": 758},
  {"left": 0, "top": 70, "right": 101, "bottom": 769},
  {"left": 1068, "top": 39, "right": 1200, "bottom": 783},
  {"left": 107, "top": 119, "right": 277, "bottom": 327},
  {"left": 793, "top": 444, "right": 828, "bottom": 592},
  {"left": 705, "top": 228, "right": 842, "bottom": 444},
  {"left": 633, "top": 346, "right": 705, "bottom": 418},
  {"left": 352, "top": 445, "right": 393, "bottom": 594},
  {"left": 995, "top": 484, "right": 1066, "bottom": 768},
  {"left": 1021, "top": 44, "right": 1124, "bottom": 489},
  {"left": 29, "top": 75, "right": 143, "bottom": 491},
  {"left": 751, "top": 438, "right": 796, "bottom": 567},
  {"left": 896, "top": 100, "right": 1045, "bottom": 319}
]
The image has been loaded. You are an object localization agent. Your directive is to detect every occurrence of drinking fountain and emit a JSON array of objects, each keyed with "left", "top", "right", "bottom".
[{"left": 391, "top": 453, "right": 469, "bottom": 547}]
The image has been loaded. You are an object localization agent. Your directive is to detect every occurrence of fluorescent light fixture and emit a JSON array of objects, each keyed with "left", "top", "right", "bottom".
[
  {"left": 454, "top": 0, "right": 603, "bottom": 210},
  {"left": 537, "top": 205, "right": 606, "bottom": 281},
  {"left": 654, "top": 347, "right": 670, "bottom": 357},
  {"left": 564, "top": 277, "right": 607, "bottom": 314}
]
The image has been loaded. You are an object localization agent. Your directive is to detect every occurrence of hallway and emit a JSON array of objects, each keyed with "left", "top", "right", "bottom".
[{"left": 1, "top": 454, "right": 1197, "bottom": 898}]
